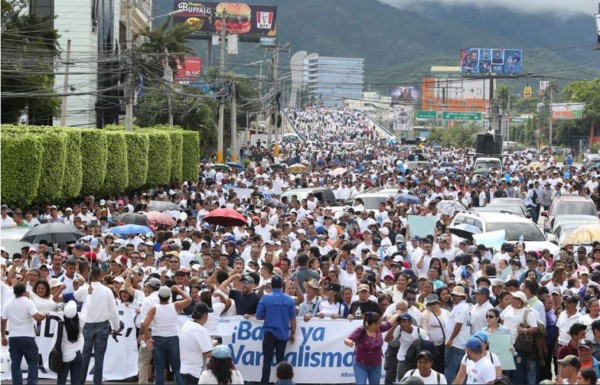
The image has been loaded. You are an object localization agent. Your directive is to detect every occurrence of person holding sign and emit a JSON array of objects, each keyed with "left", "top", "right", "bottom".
[{"left": 345, "top": 311, "right": 402, "bottom": 385}]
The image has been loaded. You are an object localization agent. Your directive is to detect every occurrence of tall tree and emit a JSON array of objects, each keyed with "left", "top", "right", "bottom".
[{"left": 1, "top": 0, "right": 60, "bottom": 124}]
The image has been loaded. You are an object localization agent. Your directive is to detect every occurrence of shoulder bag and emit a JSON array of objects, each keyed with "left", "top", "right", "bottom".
[{"left": 48, "top": 320, "right": 64, "bottom": 373}]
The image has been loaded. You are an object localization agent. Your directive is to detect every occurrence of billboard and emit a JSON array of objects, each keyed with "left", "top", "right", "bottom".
[
  {"left": 551, "top": 103, "right": 585, "bottom": 120},
  {"left": 460, "top": 48, "right": 522, "bottom": 74},
  {"left": 174, "top": 57, "right": 202, "bottom": 82},
  {"left": 390, "top": 86, "right": 420, "bottom": 106},
  {"left": 174, "top": 1, "right": 277, "bottom": 38},
  {"left": 393, "top": 105, "right": 413, "bottom": 131}
]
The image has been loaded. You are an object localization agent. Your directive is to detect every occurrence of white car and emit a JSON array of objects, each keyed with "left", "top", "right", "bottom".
[{"left": 450, "top": 211, "right": 559, "bottom": 255}]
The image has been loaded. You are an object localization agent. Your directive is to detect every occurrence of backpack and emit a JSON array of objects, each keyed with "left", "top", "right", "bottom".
[
  {"left": 403, "top": 328, "right": 439, "bottom": 370},
  {"left": 532, "top": 190, "right": 538, "bottom": 205},
  {"left": 407, "top": 369, "right": 442, "bottom": 385}
]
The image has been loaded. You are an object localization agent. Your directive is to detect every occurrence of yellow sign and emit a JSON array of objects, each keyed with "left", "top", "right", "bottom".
[{"left": 523, "top": 86, "right": 532, "bottom": 99}]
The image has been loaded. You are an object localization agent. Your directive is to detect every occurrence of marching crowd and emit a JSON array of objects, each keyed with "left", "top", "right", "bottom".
[{"left": 2, "top": 107, "right": 600, "bottom": 385}]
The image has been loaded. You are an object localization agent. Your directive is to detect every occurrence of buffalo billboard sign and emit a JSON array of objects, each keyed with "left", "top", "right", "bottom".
[
  {"left": 174, "top": 1, "right": 277, "bottom": 41},
  {"left": 460, "top": 48, "right": 522, "bottom": 75}
]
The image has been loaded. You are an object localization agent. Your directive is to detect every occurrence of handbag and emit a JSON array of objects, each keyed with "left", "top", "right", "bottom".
[
  {"left": 48, "top": 320, "right": 64, "bottom": 373},
  {"left": 514, "top": 309, "right": 535, "bottom": 354}
]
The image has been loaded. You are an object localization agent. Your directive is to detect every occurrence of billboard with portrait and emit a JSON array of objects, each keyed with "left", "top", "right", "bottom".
[
  {"left": 390, "top": 86, "right": 420, "bottom": 106},
  {"left": 173, "top": 1, "right": 277, "bottom": 39},
  {"left": 460, "top": 48, "right": 522, "bottom": 74}
]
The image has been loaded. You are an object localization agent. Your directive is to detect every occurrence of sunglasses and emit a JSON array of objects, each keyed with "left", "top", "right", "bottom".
[
  {"left": 486, "top": 315, "right": 495, "bottom": 319},
  {"left": 406, "top": 297, "right": 417, "bottom": 301}
]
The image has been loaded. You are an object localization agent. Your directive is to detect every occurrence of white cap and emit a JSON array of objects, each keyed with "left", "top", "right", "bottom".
[{"left": 64, "top": 301, "right": 78, "bottom": 319}]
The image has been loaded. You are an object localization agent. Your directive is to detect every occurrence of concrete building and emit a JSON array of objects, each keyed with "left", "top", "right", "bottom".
[{"left": 28, "top": 0, "right": 151, "bottom": 127}]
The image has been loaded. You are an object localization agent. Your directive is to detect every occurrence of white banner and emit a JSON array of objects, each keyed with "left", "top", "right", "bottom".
[
  {"left": 1, "top": 303, "right": 138, "bottom": 381},
  {"left": 2, "top": 313, "right": 380, "bottom": 384}
]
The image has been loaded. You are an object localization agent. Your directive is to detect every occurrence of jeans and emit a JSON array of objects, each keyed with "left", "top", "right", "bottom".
[
  {"left": 261, "top": 331, "right": 287, "bottom": 384},
  {"left": 181, "top": 373, "right": 199, "bottom": 385},
  {"left": 8, "top": 336, "right": 39, "bottom": 385},
  {"left": 80, "top": 320, "right": 110, "bottom": 385},
  {"left": 153, "top": 336, "right": 184, "bottom": 385},
  {"left": 444, "top": 346, "right": 464, "bottom": 385},
  {"left": 57, "top": 350, "right": 83, "bottom": 385},
  {"left": 354, "top": 361, "right": 382, "bottom": 385},
  {"left": 510, "top": 352, "right": 538, "bottom": 385}
]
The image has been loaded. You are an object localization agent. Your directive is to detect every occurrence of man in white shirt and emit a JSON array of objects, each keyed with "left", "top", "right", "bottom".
[
  {"left": 78, "top": 267, "right": 121, "bottom": 385},
  {"left": 2, "top": 284, "right": 48, "bottom": 384},
  {"left": 136, "top": 278, "right": 162, "bottom": 384},
  {"left": 444, "top": 286, "right": 472, "bottom": 384},
  {"left": 400, "top": 350, "right": 447, "bottom": 385},
  {"left": 470, "top": 287, "right": 494, "bottom": 334},
  {"left": 393, "top": 313, "right": 430, "bottom": 381},
  {"left": 179, "top": 303, "right": 214, "bottom": 384},
  {"left": 464, "top": 336, "right": 496, "bottom": 385}
]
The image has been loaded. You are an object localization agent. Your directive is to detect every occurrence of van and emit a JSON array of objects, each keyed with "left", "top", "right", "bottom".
[
  {"left": 281, "top": 188, "right": 337, "bottom": 206},
  {"left": 474, "top": 157, "right": 502, "bottom": 171}
]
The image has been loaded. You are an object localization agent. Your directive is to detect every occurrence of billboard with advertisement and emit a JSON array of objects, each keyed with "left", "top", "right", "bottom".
[
  {"left": 390, "top": 86, "right": 420, "bottom": 106},
  {"left": 173, "top": 1, "right": 277, "bottom": 39},
  {"left": 551, "top": 103, "right": 585, "bottom": 120},
  {"left": 460, "top": 48, "right": 522, "bottom": 74},
  {"left": 174, "top": 57, "right": 202, "bottom": 82},
  {"left": 393, "top": 105, "right": 413, "bottom": 131}
]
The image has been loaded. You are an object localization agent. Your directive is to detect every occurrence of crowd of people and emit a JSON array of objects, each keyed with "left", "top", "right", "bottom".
[{"left": 2, "top": 106, "right": 600, "bottom": 385}]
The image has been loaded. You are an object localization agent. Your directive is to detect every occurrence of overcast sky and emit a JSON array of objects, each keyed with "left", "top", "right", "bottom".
[{"left": 379, "top": 0, "right": 596, "bottom": 17}]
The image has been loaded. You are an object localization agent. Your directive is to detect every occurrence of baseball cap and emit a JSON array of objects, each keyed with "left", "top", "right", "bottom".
[
  {"left": 212, "top": 345, "right": 232, "bottom": 359},
  {"left": 241, "top": 275, "right": 255, "bottom": 285},
  {"left": 193, "top": 302, "right": 213, "bottom": 316},
  {"left": 473, "top": 331, "right": 488, "bottom": 343},
  {"left": 147, "top": 278, "right": 161, "bottom": 290},
  {"left": 416, "top": 350, "right": 433, "bottom": 361},
  {"left": 557, "top": 355, "right": 581, "bottom": 369},
  {"left": 357, "top": 284, "right": 370, "bottom": 292},
  {"left": 327, "top": 282, "right": 342, "bottom": 292},
  {"left": 511, "top": 291, "right": 527, "bottom": 304},
  {"left": 271, "top": 275, "right": 283, "bottom": 288},
  {"left": 399, "top": 313, "right": 413, "bottom": 321},
  {"left": 426, "top": 294, "right": 440, "bottom": 304},
  {"left": 158, "top": 286, "right": 171, "bottom": 298},
  {"left": 473, "top": 287, "right": 490, "bottom": 296},
  {"left": 465, "top": 336, "right": 483, "bottom": 351},
  {"left": 577, "top": 339, "right": 593, "bottom": 350}
]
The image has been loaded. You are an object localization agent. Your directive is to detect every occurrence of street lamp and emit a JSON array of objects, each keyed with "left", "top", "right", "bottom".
[{"left": 595, "top": 8, "right": 600, "bottom": 49}]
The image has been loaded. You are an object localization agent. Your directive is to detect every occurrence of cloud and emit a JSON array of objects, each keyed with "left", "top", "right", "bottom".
[{"left": 379, "top": 0, "right": 596, "bottom": 17}]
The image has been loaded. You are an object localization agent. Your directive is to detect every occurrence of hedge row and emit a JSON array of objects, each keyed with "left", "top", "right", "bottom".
[{"left": 0, "top": 125, "right": 200, "bottom": 207}]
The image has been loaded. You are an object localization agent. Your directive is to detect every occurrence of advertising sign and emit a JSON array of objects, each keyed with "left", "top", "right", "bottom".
[
  {"left": 174, "top": 57, "right": 202, "bottom": 82},
  {"left": 390, "top": 86, "right": 420, "bottom": 106},
  {"left": 173, "top": 1, "right": 277, "bottom": 38},
  {"left": 442, "top": 111, "right": 482, "bottom": 121},
  {"left": 393, "top": 105, "right": 413, "bottom": 131},
  {"left": 460, "top": 48, "right": 522, "bottom": 74},
  {"left": 551, "top": 103, "right": 585, "bottom": 120}
]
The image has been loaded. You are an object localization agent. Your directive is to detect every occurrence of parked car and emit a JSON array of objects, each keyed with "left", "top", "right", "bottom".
[
  {"left": 549, "top": 215, "right": 600, "bottom": 234},
  {"left": 542, "top": 196, "right": 598, "bottom": 232},
  {"left": 450, "top": 211, "right": 559, "bottom": 255},
  {"left": 352, "top": 191, "right": 397, "bottom": 213},
  {"left": 280, "top": 188, "right": 337, "bottom": 206},
  {"left": 482, "top": 198, "right": 530, "bottom": 218}
]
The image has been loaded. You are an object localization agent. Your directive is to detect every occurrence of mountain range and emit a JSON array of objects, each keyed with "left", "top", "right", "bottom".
[{"left": 157, "top": 0, "right": 600, "bottom": 93}]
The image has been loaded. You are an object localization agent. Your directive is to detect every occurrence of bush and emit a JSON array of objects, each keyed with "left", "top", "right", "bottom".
[
  {"left": 1, "top": 133, "right": 44, "bottom": 207},
  {"left": 36, "top": 131, "right": 68, "bottom": 204},
  {"left": 102, "top": 131, "right": 129, "bottom": 194},
  {"left": 80, "top": 130, "right": 108, "bottom": 196},
  {"left": 181, "top": 130, "right": 200, "bottom": 180},
  {"left": 146, "top": 131, "right": 172, "bottom": 186},
  {"left": 168, "top": 131, "right": 183, "bottom": 182},
  {"left": 61, "top": 129, "right": 83, "bottom": 199},
  {"left": 124, "top": 132, "right": 149, "bottom": 190}
]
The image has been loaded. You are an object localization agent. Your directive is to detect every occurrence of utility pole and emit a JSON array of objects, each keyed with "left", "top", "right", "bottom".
[
  {"left": 60, "top": 39, "right": 71, "bottom": 126},
  {"left": 506, "top": 92, "right": 511, "bottom": 143},
  {"left": 273, "top": 45, "right": 280, "bottom": 158},
  {"left": 125, "top": 0, "right": 134, "bottom": 131},
  {"left": 549, "top": 87, "right": 554, "bottom": 149},
  {"left": 230, "top": 80, "right": 237, "bottom": 162},
  {"left": 216, "top": 13, "right": 226, "bottom": 163},
  {"left": 164, "top": 47, "right": 173, "bottom": 126}
]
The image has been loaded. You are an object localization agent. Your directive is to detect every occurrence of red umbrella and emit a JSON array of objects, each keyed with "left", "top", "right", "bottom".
[
  {"left": 203, "top": 208, "right": 248, "bottom": 227},
  {"left": 143, "top": 211, "right": 176, "bottom": 226}
]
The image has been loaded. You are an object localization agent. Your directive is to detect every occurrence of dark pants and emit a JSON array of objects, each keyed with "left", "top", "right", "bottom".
[
  {"left": 8, "top": 336, "right": 38, "bottom": 385},
  {"left": 57, "top": 350, "right": 83, "bottom": 385},
  {"left": 434, "top": 344, "right": 446, "bottom": 374},
  {"left": 383, "top": 345, "right": 399, "bottom": 385},
  {"left": 153, "top": 335, "right": 184, "bottom": 385},
  {"left": 80, "top": 320, "right": 110, "bottom": 385},
  {"left": 181, "top": 373, "right": 199, "bottom": 385},
  {"left": 261, "top": 331, "right": 287, "bottom": 384},
  {"left": 539, "top": 343, "right": 554, "bottom": 381}
]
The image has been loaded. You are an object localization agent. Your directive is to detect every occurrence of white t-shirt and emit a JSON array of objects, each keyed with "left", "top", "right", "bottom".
[
  {"left": 179, "top": 320, "right": 214, "bottom": 378},
  {"left": 198, "top": 369, "right": 244, "bottom": 384},
  {"left": 393, "top": 326, "right": 430, "bottom": 361},
  {"left": 461, "top": 350, "right": 501, "bottom": 373},
  {"left": 470, "top": 301, "right": 494, "bottom": 334},
  {"left": 500, "top": 306, "right": 538, "bottom": 345},
  {"left": 466, "top": 356, "right": 496, "bottom": 385},
  {"left": 444, "top": 301, "right": 472, "bottom": 349},
  {"left": 203, "top": 302, "right": 226, "bottom": 337},
  {"left": 1, "top": 297, "right": 38, "bottom": 337},
  {"left": 401, "top": 369, "right": 447, "bottom": 385},
  {"left": 420, "top": 309, "right": 450, "bottom": 346}
]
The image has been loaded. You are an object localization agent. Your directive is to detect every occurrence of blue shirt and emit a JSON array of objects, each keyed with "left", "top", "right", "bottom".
[{"left": 256, "top": 289, "right": 296, "bottom": 341}]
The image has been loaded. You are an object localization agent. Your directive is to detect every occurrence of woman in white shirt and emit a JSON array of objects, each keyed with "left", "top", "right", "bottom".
[
  {"left": 31, "top": 280, "right": 60, "bottom": 312},
  {"left": 419, "top": 294, "right": 450, "bottom": 374},
  {"left": 198, "top": 345, "right": 244, "bottom": 384},
  {"left": 56, "top": 301, "right": 84, "bottom": 385}
]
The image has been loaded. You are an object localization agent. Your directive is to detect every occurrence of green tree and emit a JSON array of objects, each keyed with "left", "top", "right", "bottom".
[
  {"left": 564, "top": 78, "right": 600, "bottom": 125},
  {"left": 1, "top": 0, "right": 60, "bottom": 124}
]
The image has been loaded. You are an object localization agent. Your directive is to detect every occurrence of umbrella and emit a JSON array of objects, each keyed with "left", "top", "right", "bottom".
[
  {"left": 527, "top": 162, "right": 544, "bottom": 170},
  {"left": 395, "top": 193, "right": 421, "bottom": 205},
  {"left": 449, "top": 223, "right": 482, "bottom": 240},
  {"left": 436, "top": 200, "right": 466, "bottom": 216},
  {"left": 144, "top": 211, "right": 176, "bottom": 226},
  {"left": 227, "top": 162, "right": 244, "bottom": 170},
  {"left": 20, "top": 223, "right": 83, "bottom": 244},
  {"left": 116, "top": 213, "right": 149, "bottom": 226},
  {"left": 214, "top": 163, "right": 231, "bottom": 171},
  {"left": 288, "top": 163, "right": 308, "bottom": 173},
  {"left": 269, "top": 164, "right": 286, "bottom": 171},
  {"left": 148, "top": 200, "right": 181, "bottom": 211},
  {"left": 565, "top": 224, "right": 600, "bottom": 245},
  {"left": 109, "top": 224, "right": 153, "bottom": 235},
  {"left": 329, "top": 167, "right": 348, "bottom": 177},
  {"left": 203, "top": 208, "right": 248, "bottom": 227},
  {"left": 387, "top": 138, "right": 398, "bottom": 144}
]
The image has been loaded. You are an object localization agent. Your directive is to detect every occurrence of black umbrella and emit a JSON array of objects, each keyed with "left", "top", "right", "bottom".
[
  {"left": 20, "top": 223, "right": 83, "bottom": 244},
  {"left": 148, "top": 200, "right": 181, "bottom": 211},
  {"left": 117, "top": 213, "right": 149, "bottom": 226}
]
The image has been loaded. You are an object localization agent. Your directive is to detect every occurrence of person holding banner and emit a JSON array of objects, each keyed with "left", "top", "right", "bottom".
[
  {"left": 56, "top": 301, "right": 83, "bottom": 385},
  {"left": 344, "top": 311, "right": 402, "bottom": 385}
]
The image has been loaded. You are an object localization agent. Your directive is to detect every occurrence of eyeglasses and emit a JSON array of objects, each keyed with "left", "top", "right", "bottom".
[
  {"left": 406, "top": 297, "right": 416, "bottom": 301},
  {"left": 486, "top": 315, "right": 495, "bottom": 319},
  {"left": 170, "top": 260, "right": 179, "bottom": 263}
]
